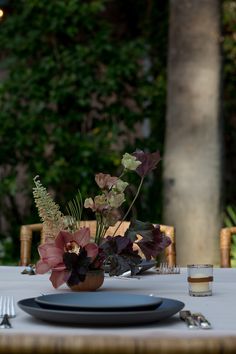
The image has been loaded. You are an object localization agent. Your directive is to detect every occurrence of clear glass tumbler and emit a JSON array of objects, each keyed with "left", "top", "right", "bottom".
[{"left": 187, "top": 264, "right": 213, "bottom": 296}]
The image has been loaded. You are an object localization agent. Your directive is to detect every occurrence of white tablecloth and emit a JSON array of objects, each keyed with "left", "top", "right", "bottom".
[{"left": 1, "top": 266, "right": 235, "bottom": 338}]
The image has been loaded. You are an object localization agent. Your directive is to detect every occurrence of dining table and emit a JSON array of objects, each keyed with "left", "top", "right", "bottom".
[{"left": 0, "top": 265, "right": 236, "bottom": 354}]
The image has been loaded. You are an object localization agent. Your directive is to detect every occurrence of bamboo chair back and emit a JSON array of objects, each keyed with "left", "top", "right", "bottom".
[
  {"left": 220, "top": 227, "right": 236, "bottom": 267},
  {"left": 20, "top": 224, "right": 45, "bottom": 267},
  {"left": 20, "top": 221, "right": 176, "bottom": 267}
]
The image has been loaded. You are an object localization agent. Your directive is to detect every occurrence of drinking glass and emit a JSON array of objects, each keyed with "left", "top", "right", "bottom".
[{"left": 187, "top": 264, "right": 213, "bottom": 296}]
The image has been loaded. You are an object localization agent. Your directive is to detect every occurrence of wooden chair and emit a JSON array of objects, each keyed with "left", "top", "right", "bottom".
[
  {"left": 220, "top": 227, "right": 236, "bottom": 267},
  {"left": 20, "top": 224, "right": 45, "bottom": 266},
  {"left": 19, "top": 221, "right": 176, "bottom": 267}
]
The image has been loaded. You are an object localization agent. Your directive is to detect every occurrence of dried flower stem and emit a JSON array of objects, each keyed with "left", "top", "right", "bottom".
[
  {"left": 95, "top": 214, "right": 109, "bottom": 245},
  {"left": 33, "top": 176, "right": 64, "bottom": 240},
  {"left": 112, "top": 176, "right": 144, "bottom": 236},
  {"left": 66, "top": 190, "right": 83, "bottom": 231}
]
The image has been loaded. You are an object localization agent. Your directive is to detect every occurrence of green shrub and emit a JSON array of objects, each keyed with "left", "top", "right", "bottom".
[
  {"left": 222, "top": 0, "right": 236, "bottom": 207},
  {"left": 0, "top": 0, "right": 168, "bottom": 263}
]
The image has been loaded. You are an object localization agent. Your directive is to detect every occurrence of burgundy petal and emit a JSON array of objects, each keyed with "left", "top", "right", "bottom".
[
  {"left": 132, "top": 150, "right": 161, "bottom": 177},
  {"left": 137, "top": 226, "right": 171, "bottom": 259},
  {"left": 50, "top": 269, "right": 71, "bottom": 288},
  {"left": 45, "top": 249, "right": 64, "bottom": 268},
  {"left": 55, "top": 231, "right": 73, "bottom": 249},
  {"left": 38, "top": 243, "right": 50, "bottom": 258},
  {"left": 85, "top": 243, "right": 99, "bottom": 260},
  {"left": 38, "top": 243, "right": 64, "bottom": 268},
  {"left": 53, "top": 262, "right": 67, "bottom": 271},
  {"left": 73, "top": 228, "right": 90, "bottom": 247},
  {"left": 35, "top": 260, "right": 51, "bottom": 274}
]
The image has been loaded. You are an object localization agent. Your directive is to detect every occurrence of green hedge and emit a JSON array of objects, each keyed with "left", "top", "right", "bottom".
[{"left": 0, "top": 0, "right": 168, "bottom": 263}]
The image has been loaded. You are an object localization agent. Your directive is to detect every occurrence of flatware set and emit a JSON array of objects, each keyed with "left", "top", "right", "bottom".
[
  {"left": 156, "top": 263, "right": 180, "bottom": 274},
  {"left": 0, "top": 296, "right": 15, "bottom": 329},
  {"left": 180, "top": 310, "right": 212, "bottom": 329}
]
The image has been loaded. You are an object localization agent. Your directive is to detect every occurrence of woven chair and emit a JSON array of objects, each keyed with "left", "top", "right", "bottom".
[
  {"left": 19, "top": 221, "right": 176, "bottom": 267},
  {"left": 220, "top": 227, "right": 236, "bottom": 267}
]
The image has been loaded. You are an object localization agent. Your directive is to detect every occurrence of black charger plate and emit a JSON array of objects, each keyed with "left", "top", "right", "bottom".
[{"left": 18, "top": 297, "right": 185, "bottom": 327}]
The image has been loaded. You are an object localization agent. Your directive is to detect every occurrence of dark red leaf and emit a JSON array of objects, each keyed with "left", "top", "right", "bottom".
[
  {"left": 137, "top": 225, "right": 171, "bottom": 260},
  {"left": 132, "top": 150, "right": 161, "bottom": 177}
]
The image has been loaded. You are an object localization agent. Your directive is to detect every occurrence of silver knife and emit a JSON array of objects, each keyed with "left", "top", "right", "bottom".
[
  {"left": 192, "top": 312, "right": 212, "bottom": 329},
  {"left": 179, "top": 310, "right": 199, "bottom": 329}
]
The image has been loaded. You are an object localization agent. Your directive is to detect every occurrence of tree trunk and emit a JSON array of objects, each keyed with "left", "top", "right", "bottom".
[{"left": 163, "top": 0, "right": 222, "bottom": 266}]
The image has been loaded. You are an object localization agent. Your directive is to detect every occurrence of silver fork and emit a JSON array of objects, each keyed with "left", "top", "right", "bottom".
[
  {"left": 157, "top": 262, "right": 180, "bottom": 274},
  {"left": 0, "top": 296, "right": 16, "bottom": 329}
]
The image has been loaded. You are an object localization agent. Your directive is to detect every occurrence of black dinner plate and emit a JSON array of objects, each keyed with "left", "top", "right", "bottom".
[
  {"left": 18, "top": 297, "right": 185, "bottom": 327},
  {"left": 35, "top": 292, "right": 163, "bottom": 312}
]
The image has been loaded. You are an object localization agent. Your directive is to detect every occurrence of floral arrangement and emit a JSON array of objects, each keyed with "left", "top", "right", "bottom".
[{"left": 33, "top": 150, "right": 171, "bottom": 288}]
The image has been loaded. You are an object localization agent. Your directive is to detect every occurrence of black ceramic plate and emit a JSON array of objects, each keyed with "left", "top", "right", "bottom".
[
  {"left": 18, "top": 297, "right": 185, "bottom": 326},
  {"left": 35, "top": 292, "right": 162, "bottom": 312}
]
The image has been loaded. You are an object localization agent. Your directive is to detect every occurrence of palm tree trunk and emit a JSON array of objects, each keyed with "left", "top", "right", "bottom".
[{"left": 163, "top": 0, "right": 222, "bottom": 265}]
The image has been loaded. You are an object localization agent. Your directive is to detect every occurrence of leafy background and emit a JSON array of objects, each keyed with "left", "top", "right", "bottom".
[
  {"left": 0, "top": 0, "right": 168, "bottom": 264},
  {"left": 0, "top": 0, "right": 235, "bottom": 264},
  {"left": 222, "top": 0, "right": 236, "bottom": 264}
]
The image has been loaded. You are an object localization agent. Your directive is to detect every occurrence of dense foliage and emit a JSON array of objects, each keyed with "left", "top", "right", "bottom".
[
  {"left": 0, "top": 0, "right": 168, "bottom": 263},
  {"left": 221, "top": 0, "right": 236, "bottom": 264},
  {"left": 0, "top": 0, "right": 234, "bottom": 265},
  {"left": 222, "top": 0, "right": 236, "bottom": 205}
]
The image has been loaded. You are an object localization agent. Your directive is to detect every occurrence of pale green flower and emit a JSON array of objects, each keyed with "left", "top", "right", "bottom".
[
  {"left": 113, "top": 179, "right": 129, "bottom": 193},
  {"left": 121, "top": 153, "right": 141, "bottom": 171},
  {"left": 84, "top": 197, "right": 94, "bottom": 209},
  {"left": 93, "top": 195, "right": 108, "bottom": 212},
  {"left": 108, "top": 192, "right": 125, "bottom": 208}
]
